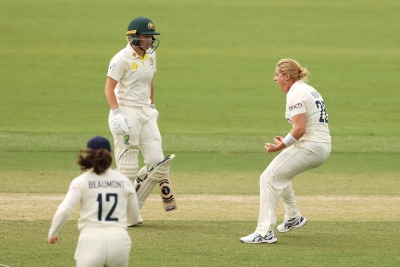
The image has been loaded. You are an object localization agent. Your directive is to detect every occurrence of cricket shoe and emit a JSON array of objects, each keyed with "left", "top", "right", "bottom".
[
  {"left": 277, "top": 215, "right": 307, "bottom": 233},
  {"left": 240, "top": 231, "right": 277, "bottom": 244},
  {"left": 128, "top": 215, "right": 143, "bottom": 227}
]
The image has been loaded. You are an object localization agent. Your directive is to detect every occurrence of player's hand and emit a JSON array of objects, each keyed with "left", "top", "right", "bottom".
[
  {"left": 47, "top": 236, "right": 58, "bottom": 244},
  {"left": 109, "top": 109, "right": 132, "bottom": 135},
  {"left": 274, "top": 135, "right": 283, "bottom": 145},
  {"left": 265, "top": 142, "right": 280, "bottom": 153},
  {"left": 109, "top": 113, "right": 129, "bottom": 135}
]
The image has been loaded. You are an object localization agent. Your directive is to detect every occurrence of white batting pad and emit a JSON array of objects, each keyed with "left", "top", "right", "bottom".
[
  {"left": 117, "top": 148, "right": 139, "bottom": 182},
  {"left": 134, "top": 178, "right": 157, "bottom": 209},
  {"left": 134, "top": 154, "right": 175, "bottom": 209},
  {"left": 147, "top": 154, "right": 175, "bottom": 182}
]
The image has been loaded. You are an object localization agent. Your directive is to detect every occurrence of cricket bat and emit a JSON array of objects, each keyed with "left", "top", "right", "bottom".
[{"left": 158, "top": 174, "right": 177, "bottom": 212}]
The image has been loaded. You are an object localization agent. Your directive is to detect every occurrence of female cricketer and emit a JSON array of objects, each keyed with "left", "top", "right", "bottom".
[
  {"left": 47, "top": 136, "right": 140, "bottom": 266},
  {"left": 105, "top": 16, "right": 173, "bottom": 223},
  {"left": 240, "top": 59, "right": 331, "bottom": 244}
]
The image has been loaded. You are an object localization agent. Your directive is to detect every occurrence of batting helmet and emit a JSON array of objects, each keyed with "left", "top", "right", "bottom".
[
  {"left": 126, "top": 16, "right": 160, "bottom": 35},
  {"left": 126, "top": 16, "right": 160, "bottom": 52}
]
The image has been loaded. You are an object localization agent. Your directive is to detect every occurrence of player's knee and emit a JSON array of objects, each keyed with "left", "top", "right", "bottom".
[
  {"left": 146, "top": 159, "right": 163, "bottom": 171},
  {"left": 142, "top": 143, "right": 164, "bottom": 167},
  {"left": 117, "top": 148, "right": 139, "bottom": 180}
]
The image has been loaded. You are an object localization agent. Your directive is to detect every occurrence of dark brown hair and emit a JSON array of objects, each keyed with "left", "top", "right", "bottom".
[{"left": 77, "top": 148, "right": 112, "bottom": 175}]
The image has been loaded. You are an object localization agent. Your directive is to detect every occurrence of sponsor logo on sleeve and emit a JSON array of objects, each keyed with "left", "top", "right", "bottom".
[{"left": 288, "top": 103, "right": 303, "bottom": 111}]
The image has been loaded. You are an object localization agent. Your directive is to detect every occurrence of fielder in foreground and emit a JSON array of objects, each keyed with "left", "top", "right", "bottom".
[
  {"left": 241, "top": 59, "right": 331, "bottom": 244},
  {"left": 47, "top": 136, "right": 140, "bottom": 267},
  {"left": 105, "top": 16, "right": 175, "bottom": 224}
]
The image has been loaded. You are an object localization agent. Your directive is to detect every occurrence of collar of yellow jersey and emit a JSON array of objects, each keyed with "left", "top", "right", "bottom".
[{"left": 132, "top": 52, "right": 148, "bottom": 60}]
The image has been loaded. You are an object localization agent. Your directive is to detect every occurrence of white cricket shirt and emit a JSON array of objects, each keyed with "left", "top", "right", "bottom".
[
  {"left": 285, "top": 80, "right": 331, "bottom": 143},
  {"left": 107, "top": 43, "right": 157, "bottom": 107},
  {"left": 48, "top": 169, "right": 139, "bottom": 238}
]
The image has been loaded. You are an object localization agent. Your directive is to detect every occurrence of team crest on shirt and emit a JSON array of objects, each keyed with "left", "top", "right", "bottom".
[
  {"left": 147, "top": 22, "right": 155, "bottom": 30},
  {"left": 149, "top": 58, "right": 155, "bottom": 66},
  {"left": 124, "top": 135, "right": 130, "bottom": 145}
]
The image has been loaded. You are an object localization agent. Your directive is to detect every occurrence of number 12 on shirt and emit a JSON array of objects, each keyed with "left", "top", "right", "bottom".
[{"left": 97, "top": 193, "right": 119, "bottom": 221}]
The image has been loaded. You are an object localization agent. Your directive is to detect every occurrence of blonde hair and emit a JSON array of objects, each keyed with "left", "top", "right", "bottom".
[{"left": 276, "top": 58, "right": 309, "bottom": 82}]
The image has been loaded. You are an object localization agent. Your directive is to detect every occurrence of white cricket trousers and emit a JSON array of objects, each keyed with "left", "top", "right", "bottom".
[
  {"left": 255, "top": 142, "right": 331, "bottom": 236},
  {"left": 74, "top": 226, "right": 131, "bottom": 267},
  {"left": 110, "top": 105, "right": 164, "bottom": 179}
]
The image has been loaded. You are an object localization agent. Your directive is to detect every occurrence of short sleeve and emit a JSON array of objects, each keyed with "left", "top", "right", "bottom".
[
  {"left": 287, "top": 90, "right": 307, "bottom": 116},
  {"left": 107, "top": 55, "right": 125, "bottom": 82}
]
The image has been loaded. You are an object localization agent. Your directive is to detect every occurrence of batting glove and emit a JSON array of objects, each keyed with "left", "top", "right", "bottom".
[{"left": 109, "top": 108, "right": 131, "bottom": 135}]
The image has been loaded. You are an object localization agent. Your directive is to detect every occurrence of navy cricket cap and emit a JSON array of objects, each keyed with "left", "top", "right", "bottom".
[{"left": 87, "top": 136, "right": 111, "bottom": 152}]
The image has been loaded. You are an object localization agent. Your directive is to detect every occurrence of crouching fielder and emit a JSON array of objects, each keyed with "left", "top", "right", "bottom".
[
  {"left": 47, "top": 136, "right": 140, "bottom": 267},
  {"left": 240, "top": 59, "right": 331, "bottom": 244}
]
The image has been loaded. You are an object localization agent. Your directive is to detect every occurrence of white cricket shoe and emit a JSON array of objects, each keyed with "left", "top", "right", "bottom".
[
  {"left": 240, "top": 231, "right": 277, "bottom": 244},
  {"left": 138, "top": 214, "right": 143, "bottom": 225},
  {"left": 128, "top": 215, "right": 143, "bottom": 227},
  {"left": 277, "top": 215, "right": 307, "bottom": 233}
]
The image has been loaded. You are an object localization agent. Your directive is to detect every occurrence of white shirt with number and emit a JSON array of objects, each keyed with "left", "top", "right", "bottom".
[
  {"left": 107, "top": 43, "right": 157, "bottom": 107},
  {"left": 48, "top": 169, "right": 139, "bottom": 238},
  {"left": 285, "top": 80, "right": 331, "bottom": 143}
]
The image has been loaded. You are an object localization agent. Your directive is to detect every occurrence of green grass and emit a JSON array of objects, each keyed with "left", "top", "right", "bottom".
[
  {"left": 1, "top": 221, "right": 399, "bottom": 267},
  {"left": 1, "top": 0, "right": 400, "bottom": 266},
  {"left": 1, "top": 134, "right": 399, "bottom": 195}
]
